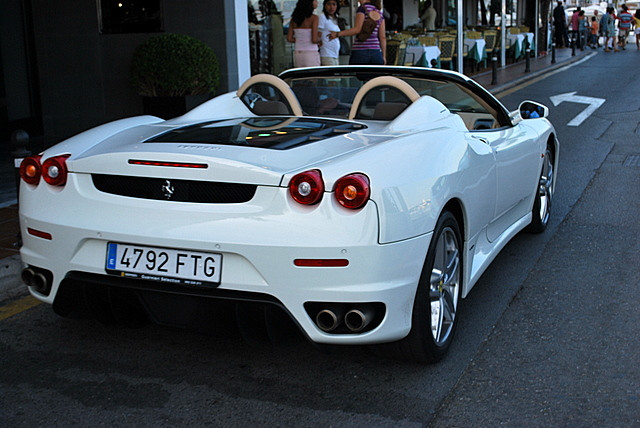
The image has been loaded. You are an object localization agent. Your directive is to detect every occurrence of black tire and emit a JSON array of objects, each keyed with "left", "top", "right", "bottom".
[
  {"left": 387, "top": 211, "right": 463, "bottom": 363},
  {"left": 527, "top": 145, "right": 554, "bottom": 233}
]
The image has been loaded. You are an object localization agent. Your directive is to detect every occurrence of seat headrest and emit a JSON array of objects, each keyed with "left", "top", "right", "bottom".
[
  {"left": 253, "top": 100, "right": 291, "bottom": 115},
  {"left": 372, "top": 102, "right": 408, "bottom": 121}
]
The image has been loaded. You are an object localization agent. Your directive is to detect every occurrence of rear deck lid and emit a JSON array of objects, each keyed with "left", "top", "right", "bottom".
[{"left": 69, "top": 117, "right": 371, "bottom": 186}]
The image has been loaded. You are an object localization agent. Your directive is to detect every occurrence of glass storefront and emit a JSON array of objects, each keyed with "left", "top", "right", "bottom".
[{"left": 247, "top": 0, "right": 542, "bottom": 75}]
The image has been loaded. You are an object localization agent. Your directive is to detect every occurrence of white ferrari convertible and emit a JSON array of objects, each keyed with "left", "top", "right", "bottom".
[{"left": 19, "top": 66, "right": 558, "bottom": 363}]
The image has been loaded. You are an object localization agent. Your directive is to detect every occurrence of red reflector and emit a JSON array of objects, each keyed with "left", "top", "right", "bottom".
[
  {"left": 294, "top": 259, "right": 349, "bottom": 267},
  {"left": 129, "top": 159, "right": 208, "bottom": 168},
  {"left": 27, "top": 228, "right": 52, "bottom": 240}
]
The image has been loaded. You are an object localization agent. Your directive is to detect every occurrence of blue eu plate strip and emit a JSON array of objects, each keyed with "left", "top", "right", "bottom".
[{"left": 106, "top": 243, "right": 118, "bottom": 270}]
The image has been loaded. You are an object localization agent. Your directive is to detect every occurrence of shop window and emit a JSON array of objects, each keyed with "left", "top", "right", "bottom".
[{"left": 98, "top": 0, "right": 162, "bottom": 34}]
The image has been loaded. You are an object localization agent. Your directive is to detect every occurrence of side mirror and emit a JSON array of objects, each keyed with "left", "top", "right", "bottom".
[{"left": 518, "top": 101, "right": 549, "bottom": 120}]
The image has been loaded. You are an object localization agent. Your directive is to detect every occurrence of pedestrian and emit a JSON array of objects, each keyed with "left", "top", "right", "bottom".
[
  {"left": 634, "top": 10, "right": 640, "bottom": 50},
  {"left": 318, "top": 0, "right": 341, "bottom": 66},
  {"left": 421, "top": 0, "right": 437, "bottom": 32},
  {"left": 589, "top": 16, "right": 599, "bottom": 49},
  {"left": 594, "top": 10, "right": 602, "bottom": 47},
  {"left": 602, "top": 7, "right": 619, "bottom": 52},
  {"left": 578, "top": 10, "right": 588, "bottom": 51},
  {"left": 569, "top": 7, "right": 582, "bottom": 49},
  {"left": 617, "top": 5, "right": 633, "bottom": 50},
  {"left": 553, "top": 1, "right": 569, "bottom": 48},
  {"left": 287, "top": 0, "right": 321, "bottom": 68},
  {"left": 329, "top": 0, "right": 386, "bottom": 65}
]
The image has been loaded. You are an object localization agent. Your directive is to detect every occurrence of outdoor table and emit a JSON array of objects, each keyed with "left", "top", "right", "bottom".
[
  {"left": 507, "top": 32, "right": 535, "bottom": 59},
  {"left": 463, "top": 38, "right": 486, "bottom": 63},
  {"left": 405, "top": 45, "right": 441, "bottom": 67}
]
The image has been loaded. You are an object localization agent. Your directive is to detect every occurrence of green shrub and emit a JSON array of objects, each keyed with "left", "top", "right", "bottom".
[{"left": 131, "top": 33, "right": 220, "bottom": 97}]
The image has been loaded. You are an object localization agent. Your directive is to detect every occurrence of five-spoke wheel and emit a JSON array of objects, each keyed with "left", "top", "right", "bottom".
[
  {"left": 391, "top": 210, "right": 462, "bottom": 363},
  {"left": 527, "top": 145, "right": 554, "bottom": 233}
]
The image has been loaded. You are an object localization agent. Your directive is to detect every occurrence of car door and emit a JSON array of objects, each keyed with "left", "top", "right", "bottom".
[{"left": 470, "top": 124, "right": 540, "bottom": 242}]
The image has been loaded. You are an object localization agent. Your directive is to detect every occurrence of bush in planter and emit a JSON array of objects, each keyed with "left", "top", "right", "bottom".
[{"left": 131, "top": 33, "right": 220, "bottom": 118}]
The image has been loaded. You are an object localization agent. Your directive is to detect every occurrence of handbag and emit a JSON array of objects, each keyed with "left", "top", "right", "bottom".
[
  {"left": 339, "top": 38, "right": 350, "bottom": 55},
  {"left": 356, "top": 13, "right": 378, "bottom": 42},
  {"left": 336, "top": 16, "right": 350, "bottom": 54}
]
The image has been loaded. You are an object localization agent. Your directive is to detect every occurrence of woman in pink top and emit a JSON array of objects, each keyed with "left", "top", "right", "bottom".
[
  {"left": 329, "top": 0, "right": 386, "bottom": 65},
  {"left": 287, "top": 0, "right": 321, "bottom": 68}
]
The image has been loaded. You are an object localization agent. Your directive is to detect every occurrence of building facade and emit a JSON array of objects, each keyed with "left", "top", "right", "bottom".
[
  {"left": 1, "top": 0, "right": 249, "bottom": 148},
  {"left": 2, "top": 0, "right": 551, "bottom": 150}
]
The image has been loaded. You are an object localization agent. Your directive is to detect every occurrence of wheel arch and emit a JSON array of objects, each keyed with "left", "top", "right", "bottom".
[
  {"left": 440, "top": 198, "right": 471, "bottom": 298},
  {"left": 441, "top": 198, "right": 466, "bottom": 244}
]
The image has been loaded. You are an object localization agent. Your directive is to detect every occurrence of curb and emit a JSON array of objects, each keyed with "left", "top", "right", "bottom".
[{"left": 487, "top": 51, "right": 597, "bottom": 95}]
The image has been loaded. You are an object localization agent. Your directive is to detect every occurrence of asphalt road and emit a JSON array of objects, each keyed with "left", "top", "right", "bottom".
[
  {"left": 431, "top": 48, "right": 640, "bottom": 425},
  {"left": 1, "top": 49, "right": 638, "bottom": 426}
]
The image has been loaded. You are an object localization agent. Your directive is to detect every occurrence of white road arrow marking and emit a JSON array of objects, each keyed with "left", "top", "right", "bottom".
[{"left": 550, "top": 92, "right": 605, "bottom": 127}]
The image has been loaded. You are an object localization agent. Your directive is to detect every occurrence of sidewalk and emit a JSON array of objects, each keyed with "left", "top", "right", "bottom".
[
  {"left": 472, "top": 45, "right": 593, "bottom": 94},
  {"left": 0, "top": 46, "right": 593, "bottom": 298}
]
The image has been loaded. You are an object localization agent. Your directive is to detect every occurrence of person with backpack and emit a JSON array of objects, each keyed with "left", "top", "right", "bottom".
[{"left": 329, "top": 0, "right": 386, "bottom": 65}]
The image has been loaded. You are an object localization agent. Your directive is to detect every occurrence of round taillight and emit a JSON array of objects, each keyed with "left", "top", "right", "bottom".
[
  {"left": 42, "top": 155, "right": 70, "bottom": 186},
  {"left": 334, "top": 173, "right": 370, "bottom": 210},
  {"left": 19, "top": 155, "right": 42, "bottom": 185},
  {"left": 289, "top": 170, "right": 324, "bottom": 205}
]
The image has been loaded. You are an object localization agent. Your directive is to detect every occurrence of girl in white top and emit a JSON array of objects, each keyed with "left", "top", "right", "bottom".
[{"left": 318, "top": 0, "right": 341, "bottom": 66}]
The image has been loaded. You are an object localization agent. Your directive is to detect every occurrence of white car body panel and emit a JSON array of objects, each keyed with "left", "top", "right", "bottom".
[{"left": 19, "top": 66, "right": 558, "bottom": 345}]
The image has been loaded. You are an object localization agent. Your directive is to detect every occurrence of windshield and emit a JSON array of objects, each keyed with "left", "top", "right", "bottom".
[{"left": 283, "top": 74, "right": 492, "bottom": 119}]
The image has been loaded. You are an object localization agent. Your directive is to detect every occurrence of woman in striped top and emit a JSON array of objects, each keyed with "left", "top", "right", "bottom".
[{"left": 329, "top": 0, "right": 386, "bottom": 65}]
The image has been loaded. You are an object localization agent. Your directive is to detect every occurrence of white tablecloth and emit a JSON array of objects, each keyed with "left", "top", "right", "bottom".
[
  {"left": 463, "top": 38, "right": 486, "bottom": 61},
  {"left": 405, "top": 45, "right": 441, "bottom": 67},
  {"left": 506, "top": 32, "right": 534, "bottom": 57}
]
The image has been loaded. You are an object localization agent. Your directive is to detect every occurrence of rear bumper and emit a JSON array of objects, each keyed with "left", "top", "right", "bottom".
[{"left": 19, "top": 176, "right": 432, "bottom": 344}]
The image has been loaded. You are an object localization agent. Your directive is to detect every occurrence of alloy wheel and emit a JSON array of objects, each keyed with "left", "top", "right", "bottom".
[{"left": 429, "top": 226, "right": 460, "bottom": 345}]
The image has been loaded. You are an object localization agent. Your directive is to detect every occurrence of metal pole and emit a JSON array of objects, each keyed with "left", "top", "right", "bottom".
[
  {"left": 491, "top": 51, "right": 498, "bottom": 85},
  {"left": 11, "top": 129, "right": 31, "bottom": 247},
  {"left": 551, "top": 41, "right": 556, "bottom": 63},
  {"left": 457, "top": 0, "right": 463, "bottom": 73},
  {"left": 525, "top": 39, "right": 531, "bottom": 72},
  {"left": 501, "top": 0, "right": 506, "bottom": 67},
  {"left": 534, "top": 0, "right": 539, "bottom": 58},
  {"left": 11, "top": 130, "right": 31, "bottom": 196}
]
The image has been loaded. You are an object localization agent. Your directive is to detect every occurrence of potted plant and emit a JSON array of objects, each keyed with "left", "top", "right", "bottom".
[{"left": 130, "top": 33, "right": 220, "bottom": 119}]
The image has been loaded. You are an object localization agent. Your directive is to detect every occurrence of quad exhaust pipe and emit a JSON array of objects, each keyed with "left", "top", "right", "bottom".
[
  {"left": 21, "top": 267, "right": 51, "bottom": 295},
  {"left": 316, "top": 308, "right": 343, "bottom": 332},
  {"left": 315, "top": 306, "right": 375, "bottom": 333},
  {"left": 344, "top": 308, "right": 373, "bottom": 333}
]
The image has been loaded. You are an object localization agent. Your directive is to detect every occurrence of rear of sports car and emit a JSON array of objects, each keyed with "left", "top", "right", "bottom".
[{"left": 18, "top": 116, "right": 430, "bottom": 345}]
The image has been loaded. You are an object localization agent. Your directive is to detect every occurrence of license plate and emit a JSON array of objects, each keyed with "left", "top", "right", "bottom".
[{"left": 106, "top": 242, "right": 222, "bottom": 286}]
